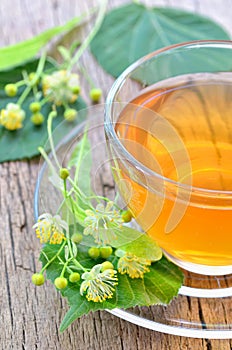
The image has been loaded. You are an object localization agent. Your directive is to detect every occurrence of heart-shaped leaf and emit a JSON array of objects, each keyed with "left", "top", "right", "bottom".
[
  {"left": 90, "top": 3, "right": 230, "bottom": 78},
  {"left": 39, "top": 243, "right": 183, "bottom": 332}
]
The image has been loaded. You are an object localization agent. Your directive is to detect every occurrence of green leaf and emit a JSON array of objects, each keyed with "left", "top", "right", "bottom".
[
  {"left": 0, "top": 17, "right": 83, "bottom": 70},
  {"left": 110, "top": 224, "right": 147, "bottom": 247},
  {"left": 59, "top": 256, "right": 183, "bottom": 331},
  {"left": 40, "top": 242, "right": 183, "bottom": 332},
  {"left": 144, "top": 257, "right": 184, "bottom": 304},
  {"left": 0, "top": 59, "right": 87, "bottom": 163},
  {"left": 116, "top": 232, "right": 162, "bottom": 261},
  {"left": 90, "top": 3, "right": 231, "bottom": 78}
]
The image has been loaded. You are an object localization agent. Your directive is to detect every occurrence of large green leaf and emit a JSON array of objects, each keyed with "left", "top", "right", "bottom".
[
  {"left": 115, "top": 232, "right": 162, "bottom": 261},
  {"left": 0, "top": 59, "right": 87, "bottom": 162},
  {"left": 0, "top": 17, "right": 83, "bottom": 70},
  {"left": 40, "top": 241, "right": 183, "bottom": 332},
  {"left": 90, "top": 3, "right": 231, "bottom": 78},
  {"left": 59, "top": 256, "right": 183, "bottom": 332}
]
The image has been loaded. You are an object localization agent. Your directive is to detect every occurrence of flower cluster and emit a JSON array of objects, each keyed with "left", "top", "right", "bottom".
[
  {"left": 83, "top": 201, "right": 124, "bottom": 244},
  {"left": 1, "top": 60, "right": 103, "bottom": 131},
  {"left": 80, "top": 264, "right": 118, "bottom": 303},
  {"left": 117, "top": 252, "right": 151, "bottom": 278},
  {"left": 0, "top": 103, "right": 25, "bottom": 130},
  {"left": 33, "top": 213, "right": 67, "bottom": 244},
  {"left": 42, "top": 70, "right": 80, "bottom": 106},
  {"left": 32, "top": 207, "right": 152, "bottom": 304}
]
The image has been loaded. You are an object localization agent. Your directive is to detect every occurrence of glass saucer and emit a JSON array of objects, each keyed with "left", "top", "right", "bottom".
[{"left": 34, "top": 105, "right": 232, "bottom": 339}]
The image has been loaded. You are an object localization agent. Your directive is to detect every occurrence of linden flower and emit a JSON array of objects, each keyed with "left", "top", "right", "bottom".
[
  {"left": 118, "top": 252, "right": 151, "bottom": 278},
  {"left": 42, "top": 70, "right": 80, "bottom": 106},
  {"left": 83, "top": 201, "right": 124, "bottom": 244},
  {"left": 80, "top": 264, "right": 118, "bottom": 303},
  {"left": 33, "top": 213, "right": 68, "bottom": 244},
  {"left": 0, "top": 103, "right": 25, "bottom": 130}
]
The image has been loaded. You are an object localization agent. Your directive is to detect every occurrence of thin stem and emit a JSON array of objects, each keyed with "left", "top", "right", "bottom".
[
  {"left": 47, "top": 111, "right": 60, "bottom": 169},
  {"left": 57, "top": 245, "right": 87, "bottom": 273},
  {"left": 70, "top": 40, "right": 81, "bottom": 55},
  {"left": 63, "top": 179, "right": 68, "bottom": 199},
  {"left": 67, "top": 194, "right": 77, "bottom": 234},
  {"left": 71, "top": 258, "right": 88, "bottom": 272},
  {"left": 68, "top": 178, "right": 94, "bottom": 210},
  {"left": 15, "top": 80, "right": 26, "bottom": 87},
  {"left": 17, "top": 84, "right": 31, "bottom": 106},
  {"left": 73, "top": 128, "right": 88, "bottom": 185},
  {"left": 40, "top": 241, "right": 66, "bottom": 273},
  {"left": 35, "top": 51, "right": 47, "bottom": 80},
  {"left": 60, "top": 258, "right": 72, "bottom": 277},
  {"left": 32, "top": 84, "right": 39, "bottom": 101},
  {"left": 56, "top": 197, "right": 66, "bottom": 215},
  {"left": 69, "top": 0, "right": 108, "bottom": 68},
  {"left": 39, "top": 95, "right": 52, "bottom": 106},
  {"left": 17, "top": 51, "right": 47, "bottom": 106},
  {"left": 78, "top": 64, "right": 95, "bottom": 89},
  {"left": 38, "top": 146, "right": 57, "bottom": 175}
]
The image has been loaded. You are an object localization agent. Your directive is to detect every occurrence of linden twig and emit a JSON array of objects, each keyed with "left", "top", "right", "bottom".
[
  {"left": 78, "top": 64, "right": 95, "bottom": 89},
  {"left": 47, "top": 111, "right": 61, "bottom": 169},
  {"left": 40, "top": 241, "right": 66, "bottom": 274},
  {"left": 69, "top": 0, "right": 108, "bottom": 69}
]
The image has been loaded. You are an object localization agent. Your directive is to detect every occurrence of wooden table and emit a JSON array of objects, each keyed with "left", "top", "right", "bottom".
[{"left": 1, "top": 1, "right": 232, "bottom": 349}]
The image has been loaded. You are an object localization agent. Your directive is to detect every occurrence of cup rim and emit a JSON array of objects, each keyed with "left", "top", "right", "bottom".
[{"left": 104, "top": 40, "right": 232, "bottom": 197}]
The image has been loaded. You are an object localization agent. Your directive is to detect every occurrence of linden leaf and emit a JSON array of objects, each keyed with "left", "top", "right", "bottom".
[
  {"left": 40, "top": 243, "right": 183, "bottom": 332},
  {"left": 90, "top": 3, "right": 230, "bottom": 78},
  {"left": 116, "top": 233, "right": 162, "bottom": 261},
  {"left": 59, "top": 256, "right": 183, "bottom": 331},
  {"left": 110, "top": 225, "right": 144, "bottom": 246},
  {"left": 110, "top": 224, "right": 162, "bottom": 261}
]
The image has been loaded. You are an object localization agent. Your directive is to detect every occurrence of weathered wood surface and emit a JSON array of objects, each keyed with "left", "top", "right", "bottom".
[{"left": 1, "top": 1, "right": 232, "bottom": 349}]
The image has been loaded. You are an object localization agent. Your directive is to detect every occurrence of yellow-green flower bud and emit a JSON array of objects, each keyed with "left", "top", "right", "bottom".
[
  {"left": 31, "top": 112, "right": 44, "bottom": 126},
  {"left": 89, "top": 88, "right": 102, "bottom": 103},
  {"left": 100, "top": 246, "right": 113, "bottom": 259},
  {"left": 31, "top": 273, "right": 45, "bottom": 286},
  {"left": 64, "top": 108, "right": 77, "bottom": 122},
  {"left": 69, "top": 272, "right": 80, "bottom": 283},
  {"left": 101, "top": 261, "right": 114, "bottom": 271},
  {"left": 29, "top": 101, "right": 41, "bottom": 113},
  {"left": 88, "top": 247, "right": 100, "bottom": 259},
  {"left": 59, "top": 167, "right": 69, "bottom": 180},
  {"left": 71, "top": 85, "right": 81, "bottom": 94},
  {"left": 121, "top": 210, "right": 133, "bottom": 223},
  {"left": 54, "top": 277, "right": 68, "bottom": 289},
  {"left": 4, "top": 84, "right": 18, "bottom": 97},
  {"left": 29, "top": 72, "right": 39, "bottom": 85},
  {"left": 71, "top": 233, "right": 83, "bottom": 244}
]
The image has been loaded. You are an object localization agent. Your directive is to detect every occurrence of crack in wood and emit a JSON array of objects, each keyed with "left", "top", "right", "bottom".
[{"left": 4, "top": 257, "right": 13, "bottom": 328}]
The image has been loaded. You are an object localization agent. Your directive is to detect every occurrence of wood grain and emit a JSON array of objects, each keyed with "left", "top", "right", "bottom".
[{"left": 0, "top": 1, "right": 232, "bottom": 349}]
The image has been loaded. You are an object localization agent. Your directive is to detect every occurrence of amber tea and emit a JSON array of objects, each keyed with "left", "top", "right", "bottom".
[{"left": 115, "top": 74, "right": 232, "bottom": 270}]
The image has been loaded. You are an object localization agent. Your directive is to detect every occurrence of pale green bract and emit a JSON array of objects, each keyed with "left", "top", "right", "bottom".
[{"left": 0, "top": 17, "right": 84, "bottom": 70}]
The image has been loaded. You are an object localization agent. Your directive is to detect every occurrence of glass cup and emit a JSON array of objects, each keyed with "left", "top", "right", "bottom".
[{"left": 104, "top": 40, "right": 232, "bottom": 276}]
